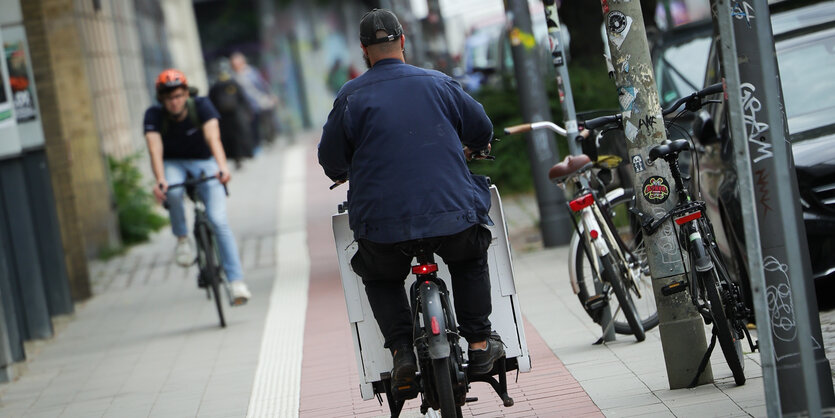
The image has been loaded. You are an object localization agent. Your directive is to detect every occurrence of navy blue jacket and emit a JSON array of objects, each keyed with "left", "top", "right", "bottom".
[{"left": 318, "top": 59, "right": 494, "bottom": 244}]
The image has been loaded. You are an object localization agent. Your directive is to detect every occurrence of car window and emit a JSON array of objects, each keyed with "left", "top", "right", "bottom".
[
  {"left": 776, "top": 28, "right": 835, "bottom": 135},
  {"left": 655, "top": 36, "right": 712, "bottom": 107}
]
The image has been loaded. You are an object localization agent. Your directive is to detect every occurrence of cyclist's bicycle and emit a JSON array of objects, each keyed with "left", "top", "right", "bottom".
[
  {"left": 378, "top": 240, "right": 512, "bottom": 417},
  {"left": 166, "top": 173, "right": 232, "bottom": 328},
  {"left": 503, "top": 123, "right": 656, "bottom": 342},
  {"left": 331, "top": 165, "right": 516, "bottom": 417},
  {"left": 583, "top": 83, "right": 757, "bottom": 386}
]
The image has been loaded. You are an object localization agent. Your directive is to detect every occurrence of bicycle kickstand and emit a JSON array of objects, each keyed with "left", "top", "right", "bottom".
[
  {"left": 470, "top": 357, "right": 514, "bottom": 407},
  {"left": 593, "top": 304, "right": 622, "bottom": 345}
]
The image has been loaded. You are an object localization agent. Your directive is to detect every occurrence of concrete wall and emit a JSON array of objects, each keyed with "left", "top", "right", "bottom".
[
  {"left": 75, "top": 0, "right": 150, "bottom": 159},
  {"left": 161, "top": 0, "right": 208, "bottom": 95}
]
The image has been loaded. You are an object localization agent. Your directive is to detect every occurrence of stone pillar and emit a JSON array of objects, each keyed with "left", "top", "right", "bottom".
[
  {"left": 21, "top": 0, "right": 122, "bottom": 297},
  {"left": 161, "top": 0, "right": 208, "bottom": 94}
]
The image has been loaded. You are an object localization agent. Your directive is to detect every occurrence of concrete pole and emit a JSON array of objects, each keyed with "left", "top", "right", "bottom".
[
  {"left": 541, "top": 0, "right": 612, "bottom": 339},
  {"left": 712, "top": 0, "right": 835, "bottom": 414},
  {"left": 503, "top": 0, "right": 572, "bottom": 247},
  {"left": 599, "top": 0, "right": 711, "bottom": 388}
]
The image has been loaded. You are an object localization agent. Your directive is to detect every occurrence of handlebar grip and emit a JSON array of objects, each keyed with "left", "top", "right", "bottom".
[
  {"left": 701, "top": 82, "right": 723, "bottom": 97},
  {"left": 582, "top": 114, "right": 622, "bottom": 131},
  {"left": 503, "top": 124, "right": 532, "bottom": 135}
]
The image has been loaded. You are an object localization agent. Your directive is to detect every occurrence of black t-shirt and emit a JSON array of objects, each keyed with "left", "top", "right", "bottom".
[{"left": 143, "top": 97, "right": 220, "bottom": 160}]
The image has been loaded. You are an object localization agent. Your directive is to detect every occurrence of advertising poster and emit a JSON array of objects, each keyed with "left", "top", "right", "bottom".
[
  {"left": 0, "top": 28, "right": 21, "bottom": 157},
  {"left": 0, "top": 58, "right": 13, "bottom": 130},
  {"left": 4, "top": 37, "right": 35, "bottom": 122}
]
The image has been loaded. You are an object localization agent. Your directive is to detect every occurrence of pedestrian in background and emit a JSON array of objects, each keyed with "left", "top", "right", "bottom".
[
  {"left": 209, "top": 60, "right": 254, "bottom": 169},
  {"left": 230, "top": 52, "right": 278, "bottom": 154}
]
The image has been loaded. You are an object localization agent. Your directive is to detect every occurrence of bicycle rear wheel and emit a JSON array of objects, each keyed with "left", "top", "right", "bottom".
[
  {"left": 432, "top": 357, "right": 462, "bottom": 417},
  {"left": 573, "top": 190, "right": 658, "bottom": 334},
  {"left": 198, "top": 225, "right": 226, "bottom": 328},
  {"left": 702, "top": 250, "right": 745, "bottom": 385}
]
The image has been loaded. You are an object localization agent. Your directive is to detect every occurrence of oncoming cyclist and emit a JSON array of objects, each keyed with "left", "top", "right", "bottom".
[
  {"left": 143, "top": 68, "right": 251, "bottom": 305},
  {"left": 317, "top": 9, "right": 504, "bottom": 397}
]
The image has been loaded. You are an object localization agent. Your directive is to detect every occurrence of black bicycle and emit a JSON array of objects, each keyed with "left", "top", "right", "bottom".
[
  {"left": 583, "top": 83, "right": 756, "bottom": 386},
  {"left": 166, "top": 173, "right": 230, "bottom": 328},
  {"left": 332, "top": 174, "right": 514, "bottom": 418},
  {"left": 379, "top": 240, "right": 512, "bottom": 417}
]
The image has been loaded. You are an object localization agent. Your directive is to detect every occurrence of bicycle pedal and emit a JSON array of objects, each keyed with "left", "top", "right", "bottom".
[
  {"left": 585, "top": 294, "right": 608, "bottom": 311},
  {"left": 661, "top": 280, "right": 687, "bottom": 296},
  {"left": 391, "top": 381, "right": 419, "bottom": 401}
]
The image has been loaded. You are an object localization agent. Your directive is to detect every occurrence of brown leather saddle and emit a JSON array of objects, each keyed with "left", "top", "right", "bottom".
[{"left": 548, "top": 154, "right": 593, "bottom": 183}]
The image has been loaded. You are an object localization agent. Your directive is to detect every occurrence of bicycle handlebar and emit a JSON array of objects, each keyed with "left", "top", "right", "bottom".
[
  {"left": 166, "top": 172, "right": 229, "bottom": 196},
  {"left": 582, "top": 114, "right": 623, "bottom": 131},
  {"left": 576, "top": 83, "right": 725, "bottom": 131},
  {"left": 503, "top": 121, "right": 567, "bottom": 137},
  {"left": 661, "top": 82, "right": 723, "bottom": 116}
]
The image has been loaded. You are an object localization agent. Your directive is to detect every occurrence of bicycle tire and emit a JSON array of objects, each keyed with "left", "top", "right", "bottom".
[
  {"left": 432, "top": 357, "right": 462, "bottom": 417},
  {"left": 198, "top": 225, "right": 226, "bottom": 328},
  {"left": 602, "top": 254, "right": 645, "bottom": 342},
  {"left": 572, "top": 190, "right": 658, "bottom": 334},
  {"left": 701, "top": 251, "right": 745, "bottom": 385}
]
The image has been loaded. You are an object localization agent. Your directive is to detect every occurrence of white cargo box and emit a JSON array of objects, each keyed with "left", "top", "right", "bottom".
[{"left": 331, "top": 185, "right": 531, "bottom": 400}]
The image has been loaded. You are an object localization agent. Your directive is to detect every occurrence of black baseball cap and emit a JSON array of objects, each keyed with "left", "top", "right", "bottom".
[{"left": 360, "top": 8, "right": 403, "bottom": 46}]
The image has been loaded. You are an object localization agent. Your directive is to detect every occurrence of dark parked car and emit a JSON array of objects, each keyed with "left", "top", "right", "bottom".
[{"left": 692, "top": 0, "right": 835, "bottom": 308}]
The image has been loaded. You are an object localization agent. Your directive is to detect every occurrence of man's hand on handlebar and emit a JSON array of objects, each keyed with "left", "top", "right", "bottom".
[
  {"left": 154, "top": 180, "right": 168, "bottom": 204},
  {"left": 329, "top": 178, "right": 348, "bottom": 190},
  {"left": 216, "top": 170, "right": 231, "bottom": 185},
  {"left": 464, "top": 143, "right": 492, "bottom": 161}
]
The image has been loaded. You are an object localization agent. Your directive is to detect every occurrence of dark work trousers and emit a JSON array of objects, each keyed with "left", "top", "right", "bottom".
[{"left": 350, "top": 224, "right": 493, "bottom": 350}]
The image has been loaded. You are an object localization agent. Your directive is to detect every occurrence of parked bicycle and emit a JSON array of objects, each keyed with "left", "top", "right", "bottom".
[
  {"left": 503, "top": 123, "right": 656, "bottom": 342},
  {"left": 166, "top": 173, "right": 233, "bottom": 328},
  {"left": 582, "top": 82, "right": 757, "bottom": 385}
]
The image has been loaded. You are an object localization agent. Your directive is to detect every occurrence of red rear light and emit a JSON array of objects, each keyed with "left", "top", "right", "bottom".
[
  {"left": 589, "top": 229, "right": 599, "bottom": 240},
  {"left": 569, "top": 194, "right": 594, "bottom": 212},
  {"left": 431, "top": 317, "right": 440, "bottom": 335},
  {"left": 412, "top": 264, "right": 438, "bottom": 275},
  {"left": 674, "top": 211, "right": 702, "bottom": 225}
]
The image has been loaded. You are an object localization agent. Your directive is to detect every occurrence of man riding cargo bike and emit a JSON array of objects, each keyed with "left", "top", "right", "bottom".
[{"left": 319, "top": 9, "right": 530, "bottom": 416}]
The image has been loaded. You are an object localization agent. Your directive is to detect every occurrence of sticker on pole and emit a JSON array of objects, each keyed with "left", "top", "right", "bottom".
[
  {"left": 642, "top": 176, "right": 670, "bottom": 204},
  {"left": 607, "top": 11, "right": 633, "bottom": 50},
  {"left": 631, "top": 155, "right": 646, "bottom": 173}
]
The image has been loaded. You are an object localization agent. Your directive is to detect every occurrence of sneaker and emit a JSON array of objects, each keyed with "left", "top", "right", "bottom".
[
  {"left": 467, "top": 333, "right": 505, "bottom": 376},
  {"left": 230, "top": 281, "right": 251, "bottom": 305},
  {"left": 390, "top": 345, "right": 418, "bottom": 400},
  {"left": 175, "top": 238, "right": 194, "bottom": 267}
]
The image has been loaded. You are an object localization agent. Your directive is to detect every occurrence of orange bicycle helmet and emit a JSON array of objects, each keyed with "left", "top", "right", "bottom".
[{"left": 155, "top": 69, "right": 188, "bottom": 94}]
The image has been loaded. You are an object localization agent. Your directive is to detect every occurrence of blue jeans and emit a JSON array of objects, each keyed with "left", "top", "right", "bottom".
[{"left": 164, "top": 158, "right": 243, "bottom": 282}]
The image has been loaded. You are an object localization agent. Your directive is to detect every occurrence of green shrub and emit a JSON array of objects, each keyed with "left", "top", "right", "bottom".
[
  {"left": 108, "top": 153, "right": 168, "bottom": 247},
  {"left": 470, "top": 59, "right": 619, "bottom": 194}
]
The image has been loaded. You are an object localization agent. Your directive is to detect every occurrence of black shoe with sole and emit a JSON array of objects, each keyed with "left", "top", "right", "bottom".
[
  {"left": 468, "top": 333, "right": 505, "bottom": 376},
  {"left": 390, "top": 345, "right": 418, "bottom": 400}
]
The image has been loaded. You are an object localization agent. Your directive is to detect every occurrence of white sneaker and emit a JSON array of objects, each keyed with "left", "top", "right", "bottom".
[
  {"left": 230, "top": 281, "right": 251, "bottom": 305},
  {"left": 175, "top": 238, "right": 194, "bottom": 267}
]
